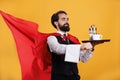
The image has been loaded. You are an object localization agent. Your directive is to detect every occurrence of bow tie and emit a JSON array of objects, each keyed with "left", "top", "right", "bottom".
[{"left": 61, "top": 34, "right": 69, "bottom": 42}]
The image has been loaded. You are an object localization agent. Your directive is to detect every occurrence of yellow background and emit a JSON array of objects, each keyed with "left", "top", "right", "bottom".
[{"left": 0, "top": 0, "right": 120, "bottom": 80}]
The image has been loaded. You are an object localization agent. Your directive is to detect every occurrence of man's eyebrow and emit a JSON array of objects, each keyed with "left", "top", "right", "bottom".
[{"left": 61, "top": 17, "right": 69, "bottom": 20}]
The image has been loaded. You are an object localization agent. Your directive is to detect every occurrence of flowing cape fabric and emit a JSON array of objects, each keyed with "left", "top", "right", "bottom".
[{"left": 0, "top": 10, "right": 80, "bottom": 80}]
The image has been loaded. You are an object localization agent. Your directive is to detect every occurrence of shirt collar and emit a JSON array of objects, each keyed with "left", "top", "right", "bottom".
[{"left": 57, "top": 31, "right": 68, "bottom": 36}]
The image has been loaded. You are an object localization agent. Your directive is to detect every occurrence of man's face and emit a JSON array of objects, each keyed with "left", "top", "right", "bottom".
[{"left": 57, "top": 13, "right": 70, "bottom": 32}]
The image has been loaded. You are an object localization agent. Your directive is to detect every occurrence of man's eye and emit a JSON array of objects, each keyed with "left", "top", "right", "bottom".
[
  {"left": 67, "top": 18, "right": 69, "bottom": 21},
  {"left": 61, "top": 18, "right": 69, "bottom": 21},
  {"left": 62, "top": 18, "right": 66, "bottom": 20}
]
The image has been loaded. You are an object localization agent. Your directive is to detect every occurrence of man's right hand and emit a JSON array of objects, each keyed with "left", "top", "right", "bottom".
[{"left": 80, "top": 42, "right": 93, "bottom": 51}]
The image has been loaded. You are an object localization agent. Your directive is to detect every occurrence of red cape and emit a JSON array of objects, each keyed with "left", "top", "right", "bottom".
[{"left": 0, "top": 10, "right": 80, "bottom": 80}]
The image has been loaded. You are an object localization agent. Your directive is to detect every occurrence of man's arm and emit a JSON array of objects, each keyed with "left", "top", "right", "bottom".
[
  {"left": 80, "top": 50, "right": 93, "bottom": 63},
  {"left": 47, "top": 36, "right": 67, "bottom": 54},
  {"left": 47, "top": 36, "right": 93, "bottom": 62}
]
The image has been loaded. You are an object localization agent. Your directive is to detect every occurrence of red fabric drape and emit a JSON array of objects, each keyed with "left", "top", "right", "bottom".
[
  {"left": 0, "top": 10, "right": 52, "bottom": 80},
  {"left": 0, "top": 10, "right": 80, "bottom": 80}
]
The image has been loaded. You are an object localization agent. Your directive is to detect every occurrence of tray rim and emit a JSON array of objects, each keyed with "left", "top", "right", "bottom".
[{"left": 82, "top": 39, "right": 110, "bottom": 43}]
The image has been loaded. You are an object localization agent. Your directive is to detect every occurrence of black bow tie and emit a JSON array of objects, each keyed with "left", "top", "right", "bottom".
[
  {"left": 63, "top": 34, "right": 67, "bottom": 36},
  {"left": 61, "top": 34, "right": 70, "bottom": 44}
]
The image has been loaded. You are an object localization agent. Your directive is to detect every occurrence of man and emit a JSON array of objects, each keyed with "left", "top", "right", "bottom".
[
  {"left": 1, "top": 10, "right": 103, "bottom": 80},
  {"left": 47, "top": 10, "right": 93, "bottom": 80}
]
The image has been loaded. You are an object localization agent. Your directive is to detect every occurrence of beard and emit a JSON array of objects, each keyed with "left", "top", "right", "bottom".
[{"left": 58, "top": 23, "right": 70, "bottom": 32}]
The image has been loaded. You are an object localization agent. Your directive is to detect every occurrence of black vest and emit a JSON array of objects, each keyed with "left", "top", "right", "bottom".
[{"left": 50, "top": 36, "right": 78, "bottom": 75}]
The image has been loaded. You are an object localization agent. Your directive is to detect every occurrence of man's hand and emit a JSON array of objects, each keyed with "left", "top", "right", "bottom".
[{"left": 80, "top": 42, "right": 93, "bottom": 51}]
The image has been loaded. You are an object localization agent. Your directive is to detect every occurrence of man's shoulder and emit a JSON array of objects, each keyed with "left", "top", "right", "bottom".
[
  {"left": 48, "top": 33, "right": 79, "bottom": 40},
  {"left": 46, "top": 33, "right": 80, "bottom": 44},
  {"left": 68, "top": 34, "right": 80, "bottom": 44},
  {"left": 68, "top": 34, "right": 78, "bottom": 39},
  {"left": 49, "top": 33, "right": 61, "bottom": 36},
  {"left": 47, "top": 33, "right": 60, "bottom": 39}
]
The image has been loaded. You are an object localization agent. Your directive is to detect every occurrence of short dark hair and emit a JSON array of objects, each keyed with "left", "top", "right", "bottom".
[{"left": 51, "top": 10, "right": 67, "bottom": 28}]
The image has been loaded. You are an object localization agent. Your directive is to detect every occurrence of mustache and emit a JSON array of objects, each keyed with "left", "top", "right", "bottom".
[{"left": 64, "top": 23, "right": 69, "bottom": 26}]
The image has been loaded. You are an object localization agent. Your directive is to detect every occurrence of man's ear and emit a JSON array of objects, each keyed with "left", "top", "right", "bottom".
[{"left": 54, "top": 21, "right": 58, "bottom": 27}]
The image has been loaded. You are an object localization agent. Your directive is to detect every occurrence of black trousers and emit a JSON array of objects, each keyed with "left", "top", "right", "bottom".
[{"left": 51, "top": 73, "right": 80, "bottom": 80}]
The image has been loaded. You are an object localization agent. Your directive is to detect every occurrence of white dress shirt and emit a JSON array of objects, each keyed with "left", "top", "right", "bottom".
[{"left": 47, "top": 31, "right": 93, "bottom": 63}]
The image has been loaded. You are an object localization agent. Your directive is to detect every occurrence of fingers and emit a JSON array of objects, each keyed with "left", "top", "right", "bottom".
[{"left": 80, "top": 42, "right": 93, "bottom": 50}]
